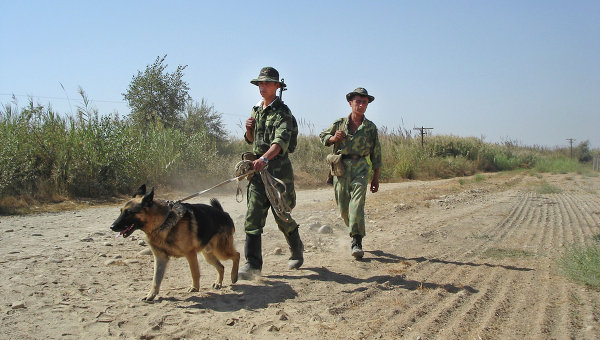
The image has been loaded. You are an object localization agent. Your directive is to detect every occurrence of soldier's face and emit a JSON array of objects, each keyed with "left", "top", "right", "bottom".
[
  {"left": 349, "top": 96, "right": 369, "bottom": 115},
  {"left": 258, "top": 81, "right": 279, "bottom": 99}
]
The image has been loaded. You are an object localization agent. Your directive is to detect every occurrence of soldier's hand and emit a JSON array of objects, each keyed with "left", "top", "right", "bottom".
[
  {"left": 330, "top": 130, "right": 346, "bottom": 143},
  {"left": 252, "top": 158, "right": 267, "bottom": 172},
  {"left": 246, "top": 117, "right": 256, "bottom": 132},
  {"left": 370, "top": 178, "right": 379, "bottom": 193}
]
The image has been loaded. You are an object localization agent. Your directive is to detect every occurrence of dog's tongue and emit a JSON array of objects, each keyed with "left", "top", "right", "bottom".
[{"left": 115, "top": 224, "right": 135, "bottom": 238}]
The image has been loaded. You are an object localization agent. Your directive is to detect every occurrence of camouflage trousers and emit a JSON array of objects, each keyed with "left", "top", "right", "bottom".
[
  {"left": 333, "top": 158, "right": 368, "bottom": 237},
  {"left": 244, "top": 158, "right": 298, "bottom": 236}
]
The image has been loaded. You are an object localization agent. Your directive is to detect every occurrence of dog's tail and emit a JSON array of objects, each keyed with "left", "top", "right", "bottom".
[{"left": 209, "top": 198, "right": 224, "bottom": 212}]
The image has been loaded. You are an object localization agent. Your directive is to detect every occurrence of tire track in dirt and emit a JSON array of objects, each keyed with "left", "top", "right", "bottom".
[
  {"left": 344, "top": 189, "right": 535, "bottom": 338},
  {"left": 510, "top": 191, "right": 599, "bottom": 339},
  {"left": 400, "top": 192, "right": 537, "bottom": 338},
  {"left": 438, "top": 193, "right": 540, "bottom": 339},
  {"left": 409, "top": 192, "right": 540, "bottom": 338},
  {"left": 442, "top": 194, "right": 546, "bottom": 338},
  {"left": 370, "top": 184, "right": 597, "bottom": 339},
  {"left": 501, "top": 191, "right": 598, "bottom": 339},
  {"left": 564, "top": 192, "right": 600, "bottom": 241}
]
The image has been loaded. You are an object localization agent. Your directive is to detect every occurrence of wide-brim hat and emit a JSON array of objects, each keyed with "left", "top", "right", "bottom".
[
  {"left": 346, "top": 87, "right": 374, "bottom": 103},
  {"left": 250, "top": 66, "right": 286, "bottom": 87}
]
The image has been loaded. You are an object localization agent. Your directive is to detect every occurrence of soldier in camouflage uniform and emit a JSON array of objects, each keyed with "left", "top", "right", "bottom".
[
  {"left": 238, "top": 66, "right": 304, "bottom": 280},
  {"left": 319, "top": 88, "right": 382, "bottom": 259}
]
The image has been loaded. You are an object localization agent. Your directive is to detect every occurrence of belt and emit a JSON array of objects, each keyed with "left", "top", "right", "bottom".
[{"left": 341, "top": 154, "right": 363, "bottom": 160}]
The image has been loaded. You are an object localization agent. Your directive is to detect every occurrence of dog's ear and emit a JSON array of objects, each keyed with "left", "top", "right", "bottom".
[
  {"left": 134, "top": 184, "right": 147, "bottom": 198},
  {"left": 142, "top": 187, "right": 154, "bottom": 207}
]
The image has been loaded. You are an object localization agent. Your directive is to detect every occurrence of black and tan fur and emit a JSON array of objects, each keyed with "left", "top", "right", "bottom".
[{"left": 110, "top": 184, "right": 240, "bottom": 301}]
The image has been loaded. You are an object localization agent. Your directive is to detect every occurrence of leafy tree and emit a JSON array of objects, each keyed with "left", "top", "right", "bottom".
[
  {"left": 122, "top": 55, "right": 190, "bottom": 128},
  {"left": 180, "top": 99, "right": 227, "bottom": 143},
  {"left": 576, "top": 140, "right": 592, "bottom": 162}
]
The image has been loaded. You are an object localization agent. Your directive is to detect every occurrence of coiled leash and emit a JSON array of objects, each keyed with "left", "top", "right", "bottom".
[
  {"left": 173, "top": 159, "right": 293, "bottom": 223},
  {"left": 233, "top": 159, "right": 293, "bottom": 223}
]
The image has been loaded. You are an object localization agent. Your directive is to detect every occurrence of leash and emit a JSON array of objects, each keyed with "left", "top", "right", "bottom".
[
  {"left": 176, "top": 168, "right": 254, "bottom": 203},
  {"left": 175, "top": 160, "right": 293, "bottom": 222},
  {"left": 260, "top": 170, "right": 292, "bottom": 222}
]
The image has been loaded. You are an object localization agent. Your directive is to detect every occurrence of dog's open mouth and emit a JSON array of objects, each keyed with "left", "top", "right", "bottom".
[{"left": 115, "top": 224, "right": 135, "bottom": 238}]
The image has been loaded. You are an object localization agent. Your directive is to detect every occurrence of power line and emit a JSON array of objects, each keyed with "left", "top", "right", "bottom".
[
  {"left": 1, "top": 92, "right": 249, "bottom": 119},
  {"left": 413, "top": 126, "right": 434, "bottom": 147},
  {"left": 566, "top": 138, "right": 576, "bottom": 159},
  {"left": 0, "top": 93, "right": 125, "bottom": 104}
]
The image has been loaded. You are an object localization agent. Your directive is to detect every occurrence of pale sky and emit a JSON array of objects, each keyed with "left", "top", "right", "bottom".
[{"left": 2, "top": 0, "right": 599, "bottom": 148}]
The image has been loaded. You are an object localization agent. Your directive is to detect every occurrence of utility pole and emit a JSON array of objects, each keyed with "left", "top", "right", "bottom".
[
  {"left": 413, "top": 126, "right": 433, "bottom": 148},
  {"left": 566, "top": 138, "right": 575, "bottom": 159}
]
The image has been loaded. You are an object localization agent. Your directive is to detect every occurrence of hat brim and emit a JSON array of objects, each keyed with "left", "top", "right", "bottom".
[
  {"left": 251, "top": 78, "right": 286, "bottom": 88},
  {"left": 346, "top": 92, "right": 374, "bottom": 103}
]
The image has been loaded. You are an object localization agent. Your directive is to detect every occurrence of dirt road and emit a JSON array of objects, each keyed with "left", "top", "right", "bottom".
[{"left": 1, "top": 172, "right": 599, "bottom": 339}]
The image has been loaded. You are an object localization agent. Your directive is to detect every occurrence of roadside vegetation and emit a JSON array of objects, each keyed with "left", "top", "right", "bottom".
[
  {"left": 1, "top": 56, "right": 598, "bottom": 214},
  {"left": 2, "top": 98, "right": 596, "bottom": 214}
]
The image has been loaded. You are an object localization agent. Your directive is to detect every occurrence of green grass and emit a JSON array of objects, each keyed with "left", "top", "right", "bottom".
[
  {"left": 482, "top": 247, "right": 535, "bottom": 259},
  {"left": 474, "top": 174, "right": 486, "bottom": 182},
  {"left": 536, "top": 181, "right": 563, "bottom": 194},
  {"left": 557, "top": 244, "right": 600, "bottom": 290},
  {"left": 534, "top": 157, "right": 587, "bottom": 174}
]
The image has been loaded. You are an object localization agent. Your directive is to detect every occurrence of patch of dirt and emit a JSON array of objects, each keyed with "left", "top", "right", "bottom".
[{"left": 1, "top": 172, "right": 600, "bottom": 339}]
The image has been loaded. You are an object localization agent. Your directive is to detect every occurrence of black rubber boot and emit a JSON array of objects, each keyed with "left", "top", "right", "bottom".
[
  {"left": 351, "top": 235, "right": 364, "bottom": 259},
  {"left": 238, "top": 233, "right": 262, "bottom": 280},
  {"left": 285, "top": 228, "right": 304, "bottom": 270}
]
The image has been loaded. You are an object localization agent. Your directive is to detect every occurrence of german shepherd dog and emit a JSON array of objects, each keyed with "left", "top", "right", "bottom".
[{"left": 110, "top": 184, "right": 240, "bottom": 301}]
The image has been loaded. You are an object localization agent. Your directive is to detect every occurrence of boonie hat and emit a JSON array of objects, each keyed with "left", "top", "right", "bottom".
[
  {"left": 346, "top": 87, "right": 374, "bottom": 103},
  {"left": 251, "top": 66, "right": 286, "bottom": 87}
]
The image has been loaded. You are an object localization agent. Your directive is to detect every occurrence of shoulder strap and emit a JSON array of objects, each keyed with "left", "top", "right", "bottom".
[{"left": 332, "top": 117, "right": 348, "bottom": 154}]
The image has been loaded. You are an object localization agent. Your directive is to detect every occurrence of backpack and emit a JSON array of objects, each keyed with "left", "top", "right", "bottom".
[{"left": 287, "top": 114, "right": 298, "bottom": 153}]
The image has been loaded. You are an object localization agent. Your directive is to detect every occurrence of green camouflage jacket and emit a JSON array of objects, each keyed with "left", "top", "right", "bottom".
[
  {"left": 244, "top": 97, "right": 298, "bottom": 157},
  {"left": 319, "top": 116, "right": 382, "bottom": 170}
]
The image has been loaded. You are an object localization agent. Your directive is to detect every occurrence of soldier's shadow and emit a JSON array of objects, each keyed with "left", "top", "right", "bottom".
[
  {"left": 266, "top": 266, "right": 478, "bottom": 295},
  {"left": 366, "top": 249, "right": 533, "bottom": 272}
]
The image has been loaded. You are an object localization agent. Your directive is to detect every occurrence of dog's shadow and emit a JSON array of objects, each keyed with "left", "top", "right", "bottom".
[{"left": 171, "top": 279, "right": 297, "bottom": 312}]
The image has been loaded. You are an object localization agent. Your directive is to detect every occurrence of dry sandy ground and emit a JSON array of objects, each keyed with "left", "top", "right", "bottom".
[{"left": 1, "top": 172, "right": 600, "bottom": 339}]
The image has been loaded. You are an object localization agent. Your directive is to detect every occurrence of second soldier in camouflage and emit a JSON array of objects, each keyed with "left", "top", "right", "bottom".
[{"left": 319, "top": 87, "right": 382, "bottom": 259}]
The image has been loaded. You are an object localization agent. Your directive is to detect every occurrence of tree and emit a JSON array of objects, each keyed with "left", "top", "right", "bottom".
[
  {"left": 576, "top": 140, "right": 593, "bottom": 162},
  {"left": 122, "top": 55, "right": 190, "bottom": 128},
  {"left": 181, "top": 99, "right": 227, "bottom": 143}
]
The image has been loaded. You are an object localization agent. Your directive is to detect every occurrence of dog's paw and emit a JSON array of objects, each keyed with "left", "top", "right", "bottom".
[
  {"left": 187, "top": 287, "right": 199, "bottom": 293},
  {"left": 212, "top": 282, "right": 223, "bottom": 289},
  {"left": 142, "top": 295, "right": 155, "bottom": 303}
]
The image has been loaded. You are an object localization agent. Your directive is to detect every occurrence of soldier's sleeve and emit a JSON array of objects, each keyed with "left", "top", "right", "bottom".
[
  {"left": 319, "top": 119, "right": 341, "bottom": 146},
  {"left": 369, "top": 126, "right": 383, "bottom": 170},
  {"left": 271, "top": 114, "right": 293, "bottom": 152}
]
